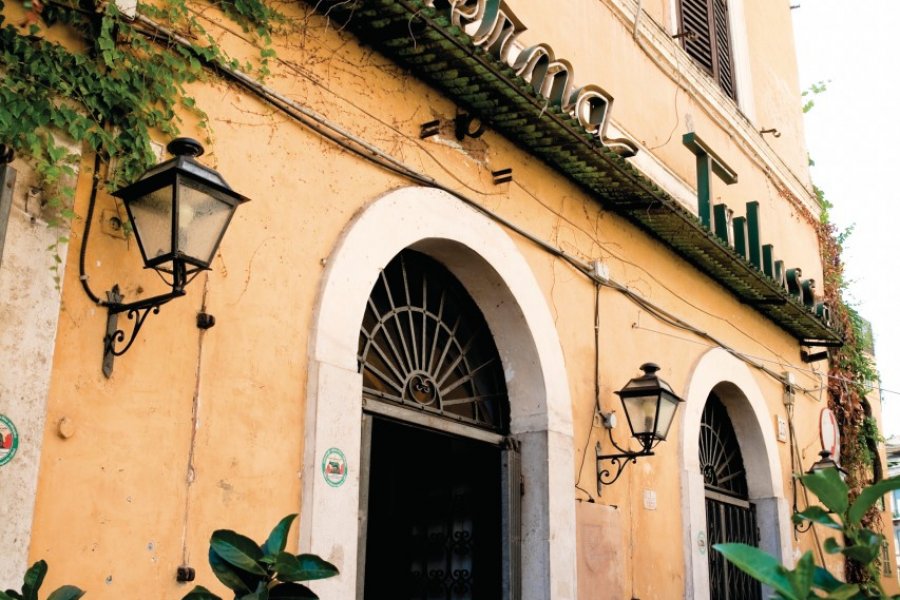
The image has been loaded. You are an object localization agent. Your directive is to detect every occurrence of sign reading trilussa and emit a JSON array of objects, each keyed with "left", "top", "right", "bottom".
[
  {"left": 424, "top": 0, "right": 638, "bottom": 157},
  {"left": 0, "top": 414, "right": 19, "bottom": 466}
]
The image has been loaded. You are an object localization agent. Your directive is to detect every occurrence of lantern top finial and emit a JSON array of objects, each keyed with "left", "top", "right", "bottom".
[
  {"left": 640, "top": 362, "right": 660, "bottom": 375},
  {"left": 167, "top": 137, "right": 204, "bottom": 158}
]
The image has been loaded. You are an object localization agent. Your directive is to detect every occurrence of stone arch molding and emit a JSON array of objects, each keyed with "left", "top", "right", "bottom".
[
  {"left": 680, "top": 347, "right": 792, "bottom": 599},
  {"left": 300, "top": 186, "right": 577, "bottom": 599}
]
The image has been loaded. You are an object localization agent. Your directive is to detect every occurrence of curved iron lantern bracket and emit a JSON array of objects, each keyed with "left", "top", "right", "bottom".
[
  {"left": 102, "top": 270, "right": 186, "bottom": 378},
  {"left": 595, "top": 427, "right": 654, "bottom": 494}
]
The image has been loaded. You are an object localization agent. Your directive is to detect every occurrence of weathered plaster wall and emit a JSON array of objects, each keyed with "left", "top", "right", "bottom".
[
  {"left": 17, "top": 0, "right": 846, "bottom": 597},
  {"left": 0, "top": 159, "right": 70, "bottom": 589}
]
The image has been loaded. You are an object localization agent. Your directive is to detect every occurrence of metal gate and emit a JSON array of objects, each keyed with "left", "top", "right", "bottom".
[
  {"left": 705, "top": 491, "right": 761, "bottom": 600},
  {"left": 357, "top": 250, "right": 518, "bottom": 599},
  {"left": 700, "top": 394, "right": 761, "bottom": 600}
]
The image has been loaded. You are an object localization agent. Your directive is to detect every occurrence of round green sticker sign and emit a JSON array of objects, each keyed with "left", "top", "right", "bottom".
[
  {"left": 0, "top": 415, "right": 19, "bottom": 467},
  {"left": 321, "top": 447, "right": 348, "bottom": 488}
]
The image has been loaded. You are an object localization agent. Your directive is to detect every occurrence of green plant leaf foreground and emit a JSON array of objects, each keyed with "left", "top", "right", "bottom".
[
  {"left": 847, "top": 475, "right": 900, "bottom": 526},
  {"left": 794, "top": 505, "right": 841, "bottom": 530},
  {"left": 22, "top": 560, "right": 47, "bottom": 600},
  {"left": 800, "top": 469, "right": 849, "bottom": 515},
  {"left": 209, "top": 546, "right": 259, "bottom": 593},
  {"left": 713, "top": 544, "right": 799, "bottom": 599},
  {"left": 261, "top": 514, "right": 297, "bottom": 559},
  {"left": 45, "top": 586, "right": 86, "bottom": 600},
  {"left": 274, "top": 552, "right": 339, "bottom": 583},
  {"left": 181, "top": 585, "right": 223, "bottom": 600},
  {"left": 211, "top": 530, "right": 268, "bottom": 576},
  {"left": 268, "top": 582, "right": 319, "bottom": 599}
]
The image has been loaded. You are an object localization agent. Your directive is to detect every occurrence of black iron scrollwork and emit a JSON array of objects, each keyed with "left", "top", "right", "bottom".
[
  {"left": 101, "top": 282, "right": 185, "bottom": 378},
  {"left": 595, "top": 427, "right": 653, "bottom": 493}
]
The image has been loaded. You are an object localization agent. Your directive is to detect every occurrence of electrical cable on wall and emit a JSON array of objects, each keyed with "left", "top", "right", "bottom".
[{"left": 121, "top": 11, "right": 838, "bottom": 405}]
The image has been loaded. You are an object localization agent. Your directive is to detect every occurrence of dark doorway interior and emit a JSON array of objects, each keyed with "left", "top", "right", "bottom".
[{"left": 363, "top": 417, "right": 502, "bottom": 600}]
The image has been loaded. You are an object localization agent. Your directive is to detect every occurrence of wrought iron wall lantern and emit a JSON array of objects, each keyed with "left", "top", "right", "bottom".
[
  {"left": 795, "top": 449, "right": 848, "bottom": 532},
  {"left": 806, "top": 449, "right": 848, "bottom": 479},
  {"left": 102, "top": 138, "right": 250, "bottom": 377},
  {"left": 596, "top": 363, "right": 685, "bottom": 492}
]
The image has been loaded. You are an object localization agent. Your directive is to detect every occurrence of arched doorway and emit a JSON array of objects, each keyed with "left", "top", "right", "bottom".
[
  {"left": 680, "top": 348, "right": 792, "bottom": 600},
  {"left": 357, "top": 250, "right": 514, "bottom": 598},
  {"left": 300, "top": 187, "right": 577, "bottom": 599},
  {"left": 699, "top": 393, "right": 761, "bottom": 600}
]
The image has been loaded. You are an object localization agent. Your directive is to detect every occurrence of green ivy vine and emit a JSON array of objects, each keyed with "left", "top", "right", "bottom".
[{"left": 0, "top": 0, "right": 280, "bottom": 280}]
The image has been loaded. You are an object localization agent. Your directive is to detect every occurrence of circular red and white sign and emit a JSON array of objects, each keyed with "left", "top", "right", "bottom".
[{"left": 819, "top": 408, "right": 840, "bottom": 462}]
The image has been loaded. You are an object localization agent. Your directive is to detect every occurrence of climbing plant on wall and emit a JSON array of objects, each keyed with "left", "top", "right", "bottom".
[
  {"left": 817, "top": 186, "right": 885, "bottom": 590},
  {"left": 0, "top": 0, "right": 280, "bottom": 251}
]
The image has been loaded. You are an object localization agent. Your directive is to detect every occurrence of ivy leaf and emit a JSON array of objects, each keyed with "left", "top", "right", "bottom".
[{"left": 261, "top": 514, "right": 297, "bottom": 560}]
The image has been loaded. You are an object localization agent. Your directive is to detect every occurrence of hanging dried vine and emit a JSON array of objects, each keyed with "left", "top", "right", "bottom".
[{"left": 817, "top": 186, "right": 884, "bottom": 589}]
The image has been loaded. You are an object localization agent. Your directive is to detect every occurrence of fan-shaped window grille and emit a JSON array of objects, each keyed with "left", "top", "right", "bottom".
[
  {"left": 699, "top": 393, "right": 749, "bottom": 498},
  {"left": 358, "top": 250, "right": 509, "bottom": 434}
]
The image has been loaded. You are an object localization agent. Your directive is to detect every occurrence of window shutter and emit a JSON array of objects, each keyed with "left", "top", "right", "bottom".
[
  {"left": 712, "top": 0, "right": 736, "bottom": 99},
  {"left": 678, "top": 0, "right": 737, "bottom": 101},
  {"left": 681, "top": 0, "right": 714, "bottom": 73}
]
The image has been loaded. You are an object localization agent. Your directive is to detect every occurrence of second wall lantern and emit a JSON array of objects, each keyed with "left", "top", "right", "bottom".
[{"left": 596, "top": 363, "right": 684, "bottom": 491}]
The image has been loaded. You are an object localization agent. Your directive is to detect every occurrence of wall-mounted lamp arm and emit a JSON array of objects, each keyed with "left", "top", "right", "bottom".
[
  {"left": 596, "top": 428, "right": 654, "bottom": 492},
  {"left": 102, "top": 283, "right": 186, "bottom": 378}
]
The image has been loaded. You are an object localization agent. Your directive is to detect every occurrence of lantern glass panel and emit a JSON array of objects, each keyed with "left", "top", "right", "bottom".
[
  {"left": 623, "top": 393, "right": 660, "bottom": 437},
  {"left": 178, "top": 178, "right": 235, "bottom": 267},
  {"left": 654, "top": 392, "right": 680, "bottom": 441},
  {"left": 128, "top": 185, "right": 175, "bottom": 267}
]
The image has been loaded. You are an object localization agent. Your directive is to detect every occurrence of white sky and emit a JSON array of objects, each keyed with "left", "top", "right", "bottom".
[{"left": 793, "top": 1, "right": 899, "bottom": 437}]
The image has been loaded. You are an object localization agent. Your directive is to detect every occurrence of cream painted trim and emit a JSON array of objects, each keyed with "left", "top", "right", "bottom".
[
  {"left": 679, "top": 348, "right": 791, "bottom": 599},
  {"left": 301, "top": 186, "right": 577, "bottom": 599},
  {"left": 604, "top": 0, "right": 818, "bottom": 215}
]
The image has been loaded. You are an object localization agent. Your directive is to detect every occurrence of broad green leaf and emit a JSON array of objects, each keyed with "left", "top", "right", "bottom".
[
  {"left": 274, "top": 553, "right": 339, "bottom": 582},
  {"left": 269, "top": 582, "right": 319, "bottom": 599},
  {"left": 823, "top": 537, "right": 842, "bottom": 554},
  {"left": 713, "top": 543, "right": 798, "bottom": 599},
  {"left": 786, "top": 551, "right": 813, "bottom": 599},
  {"left": 811, "top": 565, "right": 845, "bottom": 592},
  {"left": 209, "top": 547, "right": 260, "bottom": 593},
  {"left": 46, "top": 586, "right": 86, "bottom": 600},
  {"left": 823, "top": 583, "right": 863, "bottom": 600},
  {"left": 211, "top": 530, "right": 267, "bottom": 575},
  {"left": 800, "top": 470, "right": 849, "bottom": 515},
  {"left": 22, "top": 561, "right": 48, "bottom": 600},
  {"left": 841, "top": 544, "right": 878, "bottom": 564},
  {"left": 261, "top": 515, "right": 298, "bottom": 559},
  {"left": 848, "top": 475, "right": 900, "bottom": 525},
  {"left": 1, "top": 591, "right": 22, "bottom": 600},
  {"left": 238, "top": 580, "right": 270, "bottom": 600},
  {"left": 793, "top": 506, "right": 841, "bottom": 530},
  {"left": 181, "top": 585, "right": 223, "bottom": 600}
]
